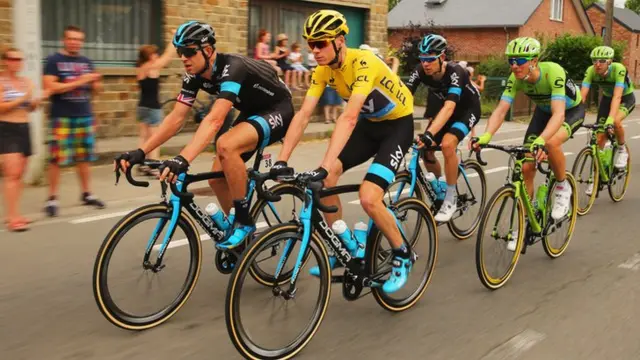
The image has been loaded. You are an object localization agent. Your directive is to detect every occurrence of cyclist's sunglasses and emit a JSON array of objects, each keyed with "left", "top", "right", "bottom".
[
  {"left": 307, "top": 40, "right": 330, "bottom": 50},
  {"left": 593, "top": 59, "right": 609, "bottom": 64},
  {"left": 507, "top": 57, "right": 532, "bottom": 66},
  {"left": 419, "top": 55, "right": 439, "bottom": 63},
  {"left": 176, "top": 46, "right": 200, "bottom": 58}
]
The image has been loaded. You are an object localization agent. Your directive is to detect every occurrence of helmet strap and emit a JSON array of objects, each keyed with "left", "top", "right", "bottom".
[{"left": 328, "top": 39, "right": 341, "bottom": 67}]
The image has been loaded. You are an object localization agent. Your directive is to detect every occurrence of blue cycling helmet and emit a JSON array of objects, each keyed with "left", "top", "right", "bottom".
[{"left": 419, "top": 34, "right": 447, "bottom": 55}]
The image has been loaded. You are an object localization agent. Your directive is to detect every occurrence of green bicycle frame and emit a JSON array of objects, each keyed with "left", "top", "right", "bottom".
[
  {"left": 591, "top": 128, "right": 614, "bottom": 183},
  {"left": 508, "top": 157, "right": 553, "bottom": 235}
]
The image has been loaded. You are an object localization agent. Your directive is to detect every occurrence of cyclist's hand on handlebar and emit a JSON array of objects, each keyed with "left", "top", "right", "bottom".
[
  {"left": 114, "top": 148, "right": 145, "bottom": 172},
  {"left": 269, "top": 160, "right": 293, "bottom": 180},
  {"left": 530, "top": 136, "right": 546, "bottom": 163},
  {"left": 417, "top": 131, "right": 435, "bottom": 149},
  {"left": 470, "top": 132, "right": 492, "bottom": 151},
  {"left": 299, "top": 167, "right": 328, "bottom": 183},
  {"left": 158, "top": 155, "right": 190, "bottom": 184}
]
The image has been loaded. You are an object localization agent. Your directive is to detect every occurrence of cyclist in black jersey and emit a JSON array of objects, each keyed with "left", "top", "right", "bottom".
[
  {"left": 114, "top": 21, "right": 293, "bottom": 250},
  {"left": 406, "top": 34, "right": 481, "bottom": 222}
]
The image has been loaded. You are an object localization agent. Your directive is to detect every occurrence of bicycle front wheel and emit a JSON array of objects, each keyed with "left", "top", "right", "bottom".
[
  {"left": 475, "top": 185, "right": 525, "bottom": 290},
  {"left": 608, "top": 143, "right": 631, "bottom": 202},
  {"left": 92, "top": 203, "right": 202, "bottom": 330},
  {"left": 225, "top": 223, "right": 332, "bottom": 360}
]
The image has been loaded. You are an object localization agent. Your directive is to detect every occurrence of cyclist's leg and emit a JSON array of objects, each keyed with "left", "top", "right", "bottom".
[
  {"left": 435, "top": 106, "right": 478, "bottom": 222},
  {"left": 358, "top": 114, "right": 414, "bottom": 293},
  {"left": 613, "top": 93, "right": 635, "bottom": 167},
  {"left": 209, "top": 110, "right": 240, "bottom": 214},
  {"left": 596, "top": 96, "right": 612, "bottom": 148},
  {"left": 522, "top": 107, "right": 550, "bottom": 199},
  {"left": 328, "top": 118, "right": 379, "bottom": 226},
  {"left": 548, "top": 104, "right": 584, "bottom": 220},
  {"left": 423, "top": 119, "right": 446, "bottom": 176}
]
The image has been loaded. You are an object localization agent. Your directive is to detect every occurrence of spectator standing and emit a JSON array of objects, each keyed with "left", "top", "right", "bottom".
[{"left": 42, "top": 25, "right": 104, "bottom": 217}]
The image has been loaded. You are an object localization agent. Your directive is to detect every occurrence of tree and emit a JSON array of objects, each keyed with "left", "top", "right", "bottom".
[
  {"left": 389, "top": 0, "right": 401, "bottom": 11},
  {"left": 626, "top": 0, "right": 640, "bottom": 14},
  {"left": 582, "top": 0, "right": 602, "bottom": 7}
]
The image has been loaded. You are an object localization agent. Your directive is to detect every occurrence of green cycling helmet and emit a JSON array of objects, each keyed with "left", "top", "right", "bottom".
[
  {"left": 505, "top": 37, "right": 541, "bottom": 58},
  {"left": 590, "top": 46, "right": 614, "bottom": 60}
]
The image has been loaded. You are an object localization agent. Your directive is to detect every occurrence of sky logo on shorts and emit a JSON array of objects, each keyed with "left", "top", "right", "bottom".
[{"left": 390, "top": 145, "right": 404, "bottom": 170}]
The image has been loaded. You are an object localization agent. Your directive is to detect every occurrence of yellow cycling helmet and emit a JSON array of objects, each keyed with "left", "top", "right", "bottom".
[{"left": 303, "top": 10, "right": 349, "bottom": 41}]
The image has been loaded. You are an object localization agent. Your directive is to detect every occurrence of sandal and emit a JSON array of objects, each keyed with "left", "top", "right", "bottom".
[{"left": 7, "top": 219, "right": 28, "bottom": 232}]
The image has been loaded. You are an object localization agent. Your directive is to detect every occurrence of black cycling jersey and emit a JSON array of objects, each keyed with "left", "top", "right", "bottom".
[
  {"left": 405, "top": 62, "right": 480, "bottom": 110},
  {"left": 177, "top": 52, "right": 292, "bottom": 113}
]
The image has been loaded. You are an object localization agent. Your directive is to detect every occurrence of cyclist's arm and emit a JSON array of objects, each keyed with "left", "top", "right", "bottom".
[
  {"left": 428, "top": 100, "right": 456, "bottom": 136},
  {"left": 179, "top": 98, "right": 233, "bottom": 162},
  {"left": 580, "top": 66, "right": 593, "bottom": 105},
  {"left": 405, "top": 66, "right": 423, "bottom": 95},
  {"left": 277, "top": 95, "right": 320, "bottom": 162},
  {"left": 277, "top": 68, "right": 326, "bottom": 162},
  {"left": 320, "top": 94, "right": 363, "bottom": 170},
  {"left": 140, "top": 101, "right": 190, "bottom": 155}
]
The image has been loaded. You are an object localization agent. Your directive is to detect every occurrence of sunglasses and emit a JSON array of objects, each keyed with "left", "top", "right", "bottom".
[
  {"left": 507, "top": 57, "right": 532, "bottom": 66},
  {"left": 419, "top": 55, "right": 439, "bottom": 63},
  {"left": 593, "top": 59, "right": 609, "bottom": 64},
  {"left": 307, "top": 40, "right": 330, "bottom": 50},
  {"left": 176, "top": 46, "right": 200, "bottom": 58}
]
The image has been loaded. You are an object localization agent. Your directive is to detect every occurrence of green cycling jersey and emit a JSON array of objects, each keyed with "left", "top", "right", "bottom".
[
  {"left": 582, "top": 62, "right": 635, "bottom": 97},
  {"left": 500, "top": 61, "right": 582, "bottom": 113}
]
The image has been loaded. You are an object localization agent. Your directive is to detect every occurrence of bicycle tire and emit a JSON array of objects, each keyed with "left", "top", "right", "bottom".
[
  {"left": 369, "top": 198, "right": 438, "bottom": 312},
  {"left": 608, "top": 143, "right": 631, "bottom": 202},
  {"left": 571, "top": 147, "right": 599, "bottom": 216},
  {"left": 247, "top": 183, "right": 307, "bottom": 286},
  {"left": 448, "top": 159, "right": 487, "bottom": 240},
  {"left": 225, "top": 223, "right": 332, "bottom": 360},
  {"left": 542, "top": 172, "right": 578, "bottom": 259},
  {"left": 92, "top": 203, "right": 202, "bottom": 330},
  {"left": 475, "top": 185, "right": 525, "bottom": 291}
]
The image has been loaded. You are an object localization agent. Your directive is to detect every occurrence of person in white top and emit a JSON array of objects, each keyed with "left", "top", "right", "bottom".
[{"left": 288, "top": 42, "right": 310, "bottom": 88}]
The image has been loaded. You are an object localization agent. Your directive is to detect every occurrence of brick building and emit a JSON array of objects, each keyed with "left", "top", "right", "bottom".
[
  {"left": 586, "top": 3, "right": 640, "bottom": 84},
  {"left": 388, "top": 0, "right": 594, "bottom": 65},
  {"left": 1, "top": 0, "right": 389, "bottom": 138}
]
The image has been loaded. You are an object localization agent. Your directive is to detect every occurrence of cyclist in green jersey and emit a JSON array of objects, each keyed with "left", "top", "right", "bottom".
[
  {"left": 581, "top": 46, "right": 635, "bottom": 175},
  {"left": 472, "top": 37, "right": 584, "bottom": 224}
]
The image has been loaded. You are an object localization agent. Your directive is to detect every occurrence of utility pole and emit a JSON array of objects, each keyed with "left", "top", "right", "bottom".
[
  {"left": 13, "top": 0, "right": 45, "bottom": 186},
  {"left": 604, "top": 0, "right": 615, "bottom": 46}
]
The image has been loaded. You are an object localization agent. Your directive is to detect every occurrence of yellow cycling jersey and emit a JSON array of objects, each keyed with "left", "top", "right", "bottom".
[{"left": 306, "top": 48, "right": 414, "bottom": 122}]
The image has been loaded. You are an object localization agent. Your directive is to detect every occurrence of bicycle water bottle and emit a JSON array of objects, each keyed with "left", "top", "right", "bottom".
[
  {"left": 425, "top": 172, "right": 440, "bottom": 197},
  {"left": 603, "top": 141, "right": 613, "bottom": 169},
  {"left": 353, "top": 221, "right": 368, "bottom": 258},
  {"left": 205, "top": 203, "right": 231, "bottom": 231},
  {"left": 535, "top": 183, "right": 548, "bottom": 212},
  {"left": 438, "top": 175, "right": 447, "bottom": 201},
  {"left": 332, "top": 220, "right": 358, "bottom": 254}
]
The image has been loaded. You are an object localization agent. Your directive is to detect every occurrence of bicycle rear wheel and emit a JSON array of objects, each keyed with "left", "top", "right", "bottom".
[
  {"left": 225, "top": 223, "right": 331, "bottom": 360},
  {"left": 448, "top": 159, "right": 487, "bottom": 240},
  {"left": 542, "top": 173, "right": 578, "bottom": 258},
  {"left": 369, "top": 198, "right": 438, "bottom": 312},
  {"left": 608, "top": 143, "right": 631, "bottom": 202},
  {"left": 475, "top": 185, "right": 525, "bottom": 290},
  {"left": 93, "top": 203, "right": 202, "bottom": 330}
]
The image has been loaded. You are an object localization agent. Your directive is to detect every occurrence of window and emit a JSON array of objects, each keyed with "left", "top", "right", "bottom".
[
  {"left": 41, "top": 0, "right": 163, "bottom": 67},
  {"left": 551, "top": 0, "right": 563, "bottom": 21}
]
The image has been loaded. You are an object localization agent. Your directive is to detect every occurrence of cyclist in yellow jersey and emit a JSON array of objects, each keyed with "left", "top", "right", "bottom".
[{"left": 270, "top": 10, "right": 416, "bottom": 293}]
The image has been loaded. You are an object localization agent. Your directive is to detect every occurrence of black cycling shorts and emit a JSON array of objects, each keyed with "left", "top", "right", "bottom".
[
  {"left": 0, "top": 121, "right": 32, "bottom": 156},
  {"left": 338, "top": 114, "right": 414, "bottom": 190},
  {"left": 217, "top": 99, "right": 294, "bottom": 162},
  {"left": 427, "top": 99, "right": 481, "bottom": 144},
  {"left": 523, "top": 103, "right": 585, "bottom": 149},
  {"left": 597, "top": 93, "right": 636, "bottom": 124}
]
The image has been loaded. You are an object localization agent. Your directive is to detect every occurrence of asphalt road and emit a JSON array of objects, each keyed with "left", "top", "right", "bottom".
[{"left": 3, "top": 115, "right": 640, "bottom": 360}]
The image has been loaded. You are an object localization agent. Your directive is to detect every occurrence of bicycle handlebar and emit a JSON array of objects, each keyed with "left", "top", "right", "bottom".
[
  {"left": 274, "top": 171, "right": 338, "bottom": 213},
  {"left": 470, "top": 141, "right": 551, "bottom": 176},
  {"left": 114, "top": 160, "right": 164, "bottom": 188}
]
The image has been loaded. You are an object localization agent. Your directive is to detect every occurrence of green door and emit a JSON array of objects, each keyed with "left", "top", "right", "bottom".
[{"left": 338, "top": 7, "right": 365, "bottom": 48}]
